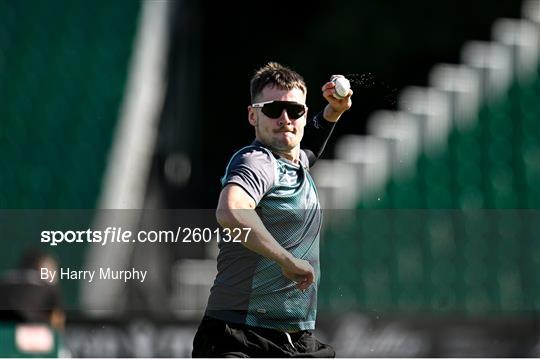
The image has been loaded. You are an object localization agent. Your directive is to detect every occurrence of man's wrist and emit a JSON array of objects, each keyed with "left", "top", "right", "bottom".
[
  {"left": 274, "top": 250, "right": 294, "bottom": 269},
  {"left": 322, "top": 104, "right": 343, "bottom": 123}
]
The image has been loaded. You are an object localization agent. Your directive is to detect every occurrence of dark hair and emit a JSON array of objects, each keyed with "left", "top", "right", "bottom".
[
  {"left": 18, "top": 248, "right": 57, "bottom": 270},
  {"left": 250, "top": 62, "right": 307, "bottom": 102}
]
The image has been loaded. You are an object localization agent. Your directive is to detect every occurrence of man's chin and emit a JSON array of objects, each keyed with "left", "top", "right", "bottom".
[
  {"left": 276, "top": 133, "right": 299, "bottom": 145},
  {"left": 266, "top": 140, "right": 293, "bottom": 152},
  {"left": 276, "top": 137, "right": 298, "bottom": 148}
]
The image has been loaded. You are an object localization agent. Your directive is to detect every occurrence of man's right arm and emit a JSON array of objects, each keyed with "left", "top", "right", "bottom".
[
  {"left": 302, "top": 78, "right": 353, "bottom": 167},
  {"left": 216, "top": 184, "right": 314, "bottom": 290}
]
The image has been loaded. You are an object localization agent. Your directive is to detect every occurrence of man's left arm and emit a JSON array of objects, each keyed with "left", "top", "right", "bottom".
[{"left": 302, "top": 77, "right": 353, "bottom": 166}]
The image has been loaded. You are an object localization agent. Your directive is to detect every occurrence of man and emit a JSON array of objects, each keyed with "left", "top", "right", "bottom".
[
  {"left": 0, "top": 248, "right": 65, "bottom": 331},
  {"left": 193, "top": 62, "right": 352, "bottom": 357}
]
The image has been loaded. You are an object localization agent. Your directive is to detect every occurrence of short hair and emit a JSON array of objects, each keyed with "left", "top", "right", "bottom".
[
  {"left": 250, "top": 62, "right": 307, "bottom": 102},
  {"left": 18, "top": 248, "right": 57, "bottom": 270}
]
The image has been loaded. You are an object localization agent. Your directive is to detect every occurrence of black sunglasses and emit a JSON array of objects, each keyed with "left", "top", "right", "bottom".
[{"left": 252, "top": 100, "right": 307, "bottom": 120}]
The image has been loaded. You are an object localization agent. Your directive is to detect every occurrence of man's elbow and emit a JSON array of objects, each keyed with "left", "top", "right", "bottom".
[
  {"left": 216, "top": 185, "right": 256, "bottom": 227},
  {"left": 216, "top": 207, "right": 235, "bottom": 228}
]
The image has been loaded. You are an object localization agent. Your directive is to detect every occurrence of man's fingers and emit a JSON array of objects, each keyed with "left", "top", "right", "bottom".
[
  {"left": 297, "top": 277, "right": 312, "bottom": 290},
  {"left": 296, "top": 270, "right": 314, "bottom": 290},
  {"left": 281, "top": 258, "right": 315, "bottom": 290},
  {"left": 323, "top": 85, "right": 353, "bottom": 101},
  {"left": 287, "top": 273, "right": 313, "bottom": 290},
  {"left": 293, "top": 273, "right": 313, "bottom": 283},
  {"left": 321, "top": 81, "right": 335, "bottom": 91}
]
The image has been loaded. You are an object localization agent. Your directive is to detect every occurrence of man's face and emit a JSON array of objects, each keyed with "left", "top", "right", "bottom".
[{"left": 248, "top": 86, "right": 307, "bottom": 153}]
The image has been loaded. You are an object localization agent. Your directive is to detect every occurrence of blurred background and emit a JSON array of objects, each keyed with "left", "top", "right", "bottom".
[{"left": 0, "top": 0, "right": 539, "bottom": 356}]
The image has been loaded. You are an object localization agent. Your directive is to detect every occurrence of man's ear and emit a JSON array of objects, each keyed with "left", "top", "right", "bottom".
[{"left": 247, "top": 106, "right": 257, "bottom": 127}]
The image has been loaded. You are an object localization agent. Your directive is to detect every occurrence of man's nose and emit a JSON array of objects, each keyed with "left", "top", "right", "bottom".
[{"left": 278, "top": 109, "right": 291, "bottom": 125}]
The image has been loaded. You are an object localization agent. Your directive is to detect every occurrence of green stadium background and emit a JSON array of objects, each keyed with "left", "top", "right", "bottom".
[{"left": 0, "top": 0, "right": 539, "bottom": 357}]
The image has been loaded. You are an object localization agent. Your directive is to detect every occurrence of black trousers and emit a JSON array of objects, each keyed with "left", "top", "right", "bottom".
[{"left": 192, "top": 316, "right": 335, "bottom": 358}]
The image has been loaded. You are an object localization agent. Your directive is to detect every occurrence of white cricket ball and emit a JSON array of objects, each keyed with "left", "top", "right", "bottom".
[{"left": 331, "top": 75, "right": 350, "bottom": 99}]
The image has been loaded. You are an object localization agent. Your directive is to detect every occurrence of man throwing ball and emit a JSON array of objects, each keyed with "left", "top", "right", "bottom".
[{"left": 192, "top": 62, "right": 352, "bottom": 357}]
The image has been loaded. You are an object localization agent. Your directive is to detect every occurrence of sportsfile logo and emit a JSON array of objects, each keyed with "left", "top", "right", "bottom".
[{"left": 41, "top": 227, "right": 133, "bottom": 246}]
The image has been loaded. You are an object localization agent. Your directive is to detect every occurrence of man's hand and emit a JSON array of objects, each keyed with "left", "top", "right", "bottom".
[
  {"left": 279, "top": 256, "right": 315, "bottom": 290},
  {"left": 321, "top": 75, "right": 353, "bottom": 123}
]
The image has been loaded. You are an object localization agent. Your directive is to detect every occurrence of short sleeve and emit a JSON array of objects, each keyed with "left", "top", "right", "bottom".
[{"left": 221, "top": 147, "right": 276, "bottom": 204}]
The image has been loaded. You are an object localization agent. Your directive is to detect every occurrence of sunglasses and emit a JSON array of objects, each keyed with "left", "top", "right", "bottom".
[{"left": 252, "top": 100, "right": 307, "bottom": 120}]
